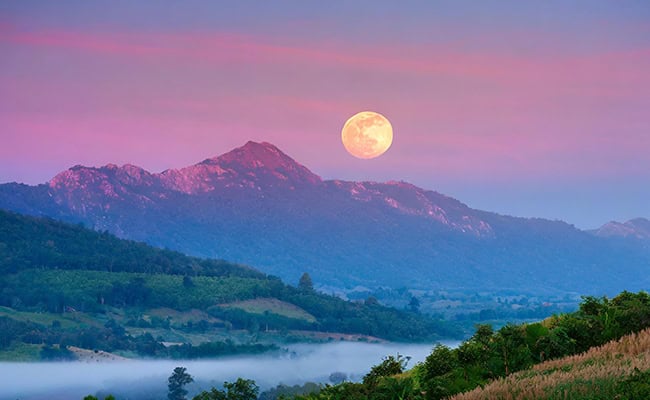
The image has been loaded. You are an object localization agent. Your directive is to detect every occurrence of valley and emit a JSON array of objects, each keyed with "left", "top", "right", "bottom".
[
  {"left": 0, "top": 209, "right": 455, "bottom": 363},
  {"left": 3, "top": 2, "right": 649, "bottom": 399}
]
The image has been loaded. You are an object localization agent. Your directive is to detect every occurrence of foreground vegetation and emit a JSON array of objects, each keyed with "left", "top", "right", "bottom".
[
  {"left": 452, "top": 328, "right": 650, "bottom": 399},
  {"left": 283, "top": 290, "right": 650, "bottom": 400}
]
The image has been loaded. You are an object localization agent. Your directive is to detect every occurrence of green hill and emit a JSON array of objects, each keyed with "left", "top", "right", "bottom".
[
  {"left": 451, "top": 328, "right": 650, "bottom": 400},
  {"left": 0, "top": 209, "right": 456, "bottom": 360},
  {"left": 285, "top": 291, "right": 650, "bottom": 400},
  {"left": 221, "top": 298, "right": 317, "bottom": 323},
  {"left": 0, "top": 208, "right": 262, "bottom": 278}
]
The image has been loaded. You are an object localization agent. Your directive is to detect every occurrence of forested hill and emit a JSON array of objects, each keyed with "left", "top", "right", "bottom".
[
  {"left": 0, "top": 209, "right": 456, "bottom": 349},
  {"left": 0, "top": 208, "right": 262, "bottom": 278}
]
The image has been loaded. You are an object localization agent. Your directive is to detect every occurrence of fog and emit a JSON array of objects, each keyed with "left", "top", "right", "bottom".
[{"left": 1, "top": 341, "right": 459, "bottom": 400}]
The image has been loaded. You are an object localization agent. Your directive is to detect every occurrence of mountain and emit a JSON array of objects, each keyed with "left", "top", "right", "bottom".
[
  {"left": 592, "top": 218, "right": 650, "bottom": 240},
  {"left": 1, "top": 141, "right": 649, "bottom": 293}
]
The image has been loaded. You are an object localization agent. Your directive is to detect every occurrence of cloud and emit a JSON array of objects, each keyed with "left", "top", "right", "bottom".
[{"left": 1, "top": 22, "right": 649, "bottom": 185}]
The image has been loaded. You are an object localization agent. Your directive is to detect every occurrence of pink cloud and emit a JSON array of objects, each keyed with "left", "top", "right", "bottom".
[
  {"left": 1, "top": 23, "right": 649, "bottom": 185},
  {"left": 3, "top": 24, "right": 649, "bottom": 95},
  {"left": 0, "top": 24, "right": 535, "bottom": 78}
]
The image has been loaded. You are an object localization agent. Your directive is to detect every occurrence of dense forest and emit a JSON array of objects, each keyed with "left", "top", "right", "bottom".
[
  {"left": 0, "top": 208, "right": 263, "bottom": 278},
  {"left": 0, "top": 209, "right": 456, "bottom": 360}
]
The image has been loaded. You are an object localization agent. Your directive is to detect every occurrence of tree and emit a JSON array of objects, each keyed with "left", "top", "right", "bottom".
[
  {"left": 183, "top": 275, "right": 195, "bottom": 288},
  {"left": 579, "top": 295, "right": 607, "bottom": 317},
  {"left": 373, "top": 376, "right": 420, "bottom": 400},
  {"left": 298, "top": 272, "right": 314, "bottom": 291},
  {"left": 329, "top": 372, "right": 348, "bottom": 384},
  {"left": 492, "top": 324, "right": 533, "bottom": 376},
  {"left": 364, "top": 296, "right": 379, "bottom": 306},
  {"left": 423, "top": 344, "right": 457, "bottom": 379},
  {"left": 534, "top": 327, "right": 575, "bottom": 361},
  {"left": 168, "top": 367, "right": 194, "bottom": 400},
  {"left": 362, "top": 354, "right": 410, "bottom": 386},
  {"left": 473, "top": 324, "right": 494, "bottom": 347},
  {"left": 608, "top": 291, "right": 650, "bottom": 339},
  {"left": 223, "top": 378, "right": 259, "bottom": 400},
  {"left": 456, "top": 341, "right": 483, "bottom": 381},
  {"left": 192, "top": 378, "right": 259, "bottom": 400},
  {"left": 408, "top": 296, "right": 421, "bottom": 313}
]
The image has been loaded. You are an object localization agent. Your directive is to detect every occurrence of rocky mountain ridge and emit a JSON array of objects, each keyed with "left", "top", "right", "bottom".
[
  {"left": 592, "top": 218, "right": 650, "bottom": 240},
  {"left": 1, "top": 141, "right": 648, "bottom": 293}
]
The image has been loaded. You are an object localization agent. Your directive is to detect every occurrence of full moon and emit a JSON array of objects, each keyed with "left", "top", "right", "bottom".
[{"left": 341, "top": 111, "right": 393, "bottom": 159}]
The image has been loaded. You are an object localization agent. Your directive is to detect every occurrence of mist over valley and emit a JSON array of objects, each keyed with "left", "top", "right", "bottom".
[{"left": 0, "top": 342, "right": 453, "bottom": 400}]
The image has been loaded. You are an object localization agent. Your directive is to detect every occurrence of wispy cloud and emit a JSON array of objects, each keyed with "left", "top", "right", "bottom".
[{"left": 1, "top": 22, "right": 649, "bottom": 184}]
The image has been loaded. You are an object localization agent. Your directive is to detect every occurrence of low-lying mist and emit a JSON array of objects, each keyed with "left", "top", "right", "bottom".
[{"left": 2, "top": 341, "right": 459, "bottom": 400}]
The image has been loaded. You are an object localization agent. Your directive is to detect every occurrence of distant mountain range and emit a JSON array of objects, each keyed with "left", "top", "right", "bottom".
[
  {"left": 1, "top": 141, "right": 648, "bottom": 293},
  {"left": 591, "top": 218, "right": 650, "bottom": 240}
]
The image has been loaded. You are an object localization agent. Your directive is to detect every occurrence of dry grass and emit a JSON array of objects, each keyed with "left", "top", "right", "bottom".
[
  {"left": 450, "top": 328, "right": 650, "bottom": 400},
  {"left": 0, "top": 305, "right": 99, "bottom": 329},
  {"left": 68, "top": 346, "right": 129, "bottom": 362}
]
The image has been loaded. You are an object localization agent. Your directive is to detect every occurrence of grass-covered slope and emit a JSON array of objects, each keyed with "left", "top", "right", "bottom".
[
  {"left": 0, "top": 208, "right": 456, "bottom": 355},
  {"left": 222, "top": 298, "right": 317, "bottom": 322},
  {"left": 288, "top": 291, "right": 650, "bottom": 400},
  {"left": 451, "top": 328, "right": 650, "bottom": 400}
]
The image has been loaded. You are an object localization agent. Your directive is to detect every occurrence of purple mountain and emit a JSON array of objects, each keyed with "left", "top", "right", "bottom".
[
  {"left": 592, "top": 218, "right": 650, "bottom": 240},
  {"left": 1, "top": 141, "right": 648, "bottom": 293}
]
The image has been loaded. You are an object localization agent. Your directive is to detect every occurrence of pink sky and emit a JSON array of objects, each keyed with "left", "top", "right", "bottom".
[{"left": 1, "top": 2, "right": 649, "bottom": 227}]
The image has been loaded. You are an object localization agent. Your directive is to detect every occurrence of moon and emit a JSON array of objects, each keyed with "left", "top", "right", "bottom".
[{"left": 341, "top": 111, "right": 393, "bottom": 159}]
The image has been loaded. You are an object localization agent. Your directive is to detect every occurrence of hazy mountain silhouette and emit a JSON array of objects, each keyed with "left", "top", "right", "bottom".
[
  {"left": 1, "top": 141, "right": 648, "bottom": 293},
  {"left": 591, "top": 218, "right": 650, "bottom": 240}
]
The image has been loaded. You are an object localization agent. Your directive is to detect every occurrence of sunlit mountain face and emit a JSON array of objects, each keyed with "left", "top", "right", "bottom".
[
  {"left": 592, "top": 218, "right": 650, "bottom": 240},
  {"left": 1, "top": 141, "right": 649, "bottom": 294}
]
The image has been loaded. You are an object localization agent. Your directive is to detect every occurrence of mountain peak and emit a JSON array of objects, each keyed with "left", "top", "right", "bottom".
[
  {"left": 212, "top": 140, "right": 290, "bottom": 163},
  {"left": 210, "top": 141, "right": 322, "bottom": 185},
  {"left": 159, "top": 141, "right": 321, "bottom": 194},
  {"left": 592, "top": 218, "right": 650, "bottom": 240}
]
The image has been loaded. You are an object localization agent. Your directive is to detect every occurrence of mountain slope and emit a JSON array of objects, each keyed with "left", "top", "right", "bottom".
[
  {"left": 452, "top": 328, "right": 650, "bottom": 400},
  {"left": 0, "top": 208, "right": 262, "bottom": 278},
  {"left": 0, "top": 209, "right": 451, "bottom": 343},
  {"left": 1, "top": 141, "right": 649, "bottom": 293}
]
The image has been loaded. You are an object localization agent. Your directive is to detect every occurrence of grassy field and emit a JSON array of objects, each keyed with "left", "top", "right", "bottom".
[
  {"left": 451, "top": 328, "right": 650, "bottom": 400},
  {"left": 6, "top": 269, "right": 266, "bottom": 311},
  {"left": 0, "top": 303, "right": 322, "bottom": 361},
  {"left": 0, "top": 305, "right": 99, "bottom": 329},
  {"left": 221, "top": 298, "right": 317, "bottom": 322},
  {"left": 0, "top": 343, "right": 42, "bottom": 361}
]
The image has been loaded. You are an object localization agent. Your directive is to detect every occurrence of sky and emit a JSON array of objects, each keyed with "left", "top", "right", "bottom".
[{"left": 1, "top": 1, "right": 649, "bottom": 229}]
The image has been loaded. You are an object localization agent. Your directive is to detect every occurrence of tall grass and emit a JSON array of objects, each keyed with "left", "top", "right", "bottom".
[{"left": 451, "top": 328, "right": 650, "bottom": 400}]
